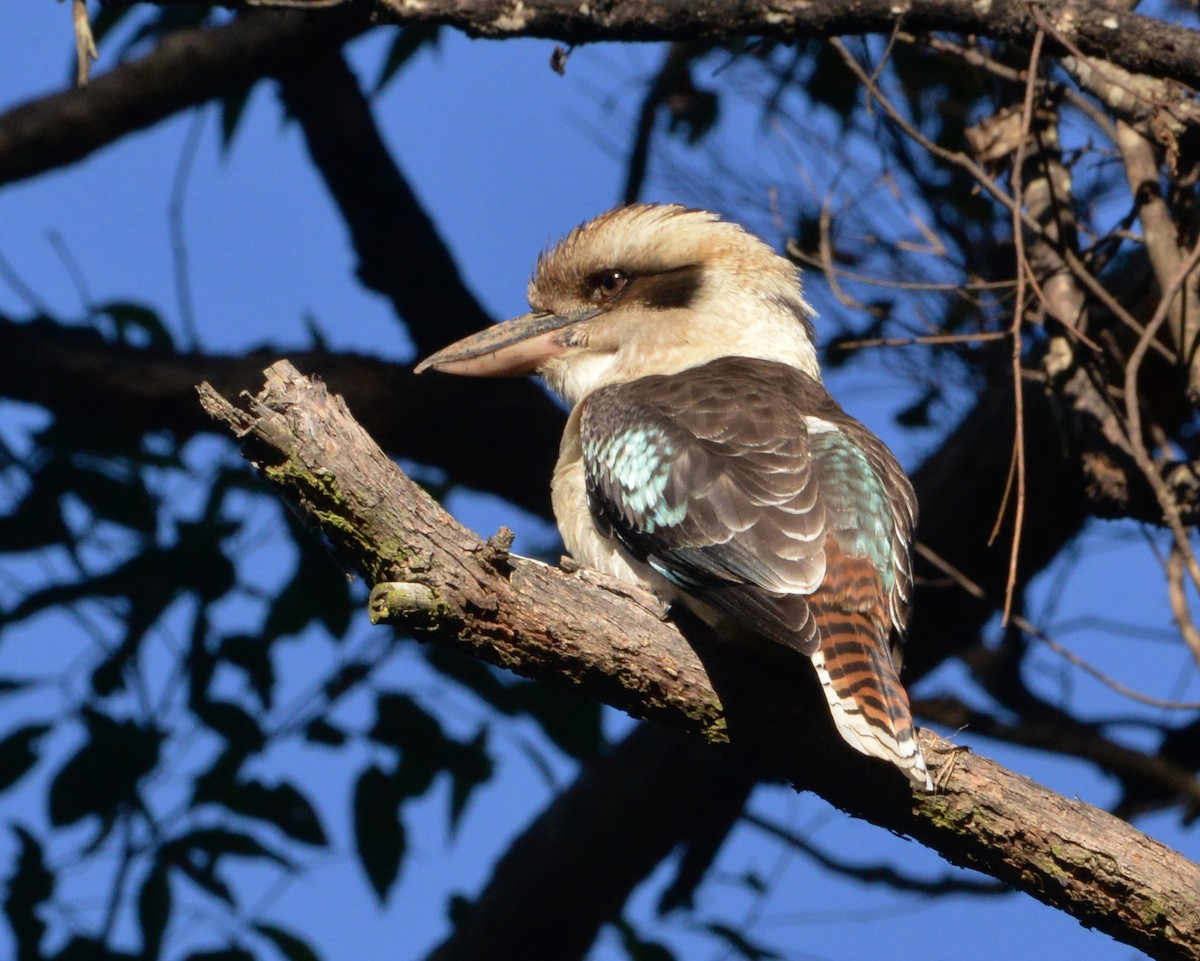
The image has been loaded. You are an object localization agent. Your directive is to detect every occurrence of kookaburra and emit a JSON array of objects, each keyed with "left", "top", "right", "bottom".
[{"left": 416, "top": 204, "right": 931, "bottom": 790}]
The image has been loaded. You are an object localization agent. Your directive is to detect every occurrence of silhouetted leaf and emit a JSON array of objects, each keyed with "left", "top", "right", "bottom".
[
  {"left": 4, "top": 827, "right": 53, "bottom": 961},
  {"left": 48, "top": 709, "right": 162, "bottom": 827},
  {"left": 301, "top": 312, "right": 329, "bottom": 352},
  {"left": 665, "top": 87, "right": 718, "bottom": 146},
  {"left": 220, "top": 85, "right": 254, "bottom": 151},
  {"left": 91, "top": 631, "right": 144, "bottom": 697},
  {"left": 221, "top": 780, "right": 327, "bottom": 847},
  {"left": 194, "top": 700, "right": 266, "bottom": 753},
  {"left": 191, "top": 747, "right": 247, "bottom": 807},
  {"left": 447, "top": 893, "right": 472, "bottom": 927},
  {"left": 163, "top": 826, "right": 288, "bottom": 904},
  {"left": 0, "top": 724, "right": 49, "bottom": 795},
  {"left": 432, "top": 647, "right": 602, "bottom": 762},
  {"left": 218, "top": 634, "right": 275, "bottom": 710},
  {"left": 368, "top": 692, "right": 443, "bottom": 750},
  {"left": 613, "top": 918, "right": 679, "bottom": 961},
  {"left": 369, "top": 692, "right": 444, "bottom": 798},
  {"left": 255, "top": 923, "right": 322, "bottom": 961},
  {"left": 70, "top": 463, "right": 157, "bottom": 534},
  {"left": 364, "top": 691, "right": 494, "bottom": 829},
  {"left": 187, "top": 618, "right": 219, "bottom": 712},
  {"left": 172, "top": 520, "right": 239, "bottom": 602},
  {"left": 303, "top": 718, "right": 347, "bottom": 747},
  {"left": 169, "top": 855, "right": 234, "bottom": 906},
  {"left": 896, "top": 388, "right": 939, "bottom": 428},
  {"left": 33, "top": 411, "right": 164, "bottom": 463},
  {"left": 263, "top": 530, "right": 351, "bottom": 642},
  {"left": 170, "top": 827, "right": 291, "bottom": 870},
  {"left": 447, "top": 729, "right": 492, "bottom": 832},
  {"left": 374, "top": 25, "right": 441, "bottom": 93},
  {"left": 115, "top": 6, "right": 214, "bottom": 60},
  {"left": 138, "top": 859, "right": 172, "bottom": 960},
  {"left": 737, "top": 869, "right": 767, "bottom": 894},
  {"left": 88, "top": 2, "right": 136, "bottom": 48},
  {"left": 0, "top": 478, "right": 71, "bottom": 553},
  {"left": 425, "top": 648, "right": 516, "bottom": 711},
  {"left": 353, "top": 764, "right": 404, "bottom": 902}
]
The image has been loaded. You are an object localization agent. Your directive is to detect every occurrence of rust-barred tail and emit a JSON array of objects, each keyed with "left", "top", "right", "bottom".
[{"left": 808, "top": 607, "right": 931, "bottom": 790}]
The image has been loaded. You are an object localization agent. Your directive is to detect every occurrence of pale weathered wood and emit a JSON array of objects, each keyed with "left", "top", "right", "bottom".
[{"left": 199, "top": 360, "right": 1200, "bottom": 961}]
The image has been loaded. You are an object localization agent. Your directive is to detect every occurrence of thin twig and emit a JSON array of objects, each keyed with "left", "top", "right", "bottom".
[
  {"left": 1023, "top": 620, "right": 1200, "bottom": 711},
  {"left": 861, "top": 23, "right": 902, "bottom": 117},
  {"left": 1063, "top": 245, "right": 1176, "bottom": 362},
  {"left": 817, "top": 188, "right": 868, "bottom": 311},
  {"left": 831, "top": 32, "right": 1175, "bottom": 378},
  {"left": 1122, "top": 238, "right": 1200, "bottom": 594},
  {"left": 0, "top": 248, "right": 56, "bottom": 316},
  {"left": 925, "top": 35, "right": 1117, "bottom": 143},
  {"left": 1032, "top": 6, "right": 1196, "bottom": 134},
  {"left": 993, "top": 30, "right": 1044, "bottom": 624},
  {"left": 1166, "top": 542, "right": 1200, "bottom": 669},
  {"left": 787, "top": 242, "right": 1015, "bottom": 292},
  {"left": 834, "top": 331, "right": 1008, "bottom": 351},
  {"left": 744, "top": 812, "right": 1009, "bottom": 895},
  {"left": 1115, "top": 120, "right": 1185, "bottom": 347},
  {"left": 916, "top": 543, "right": 1200, "bottom": 710},
  {"left": 829, "top": 39, "right": 1049, "bottom": 244},
  {"left": 72, "top": 0, "right": 98, "bottom": 88},
  {"left": 168, "top": 110, "right": 206, "bottom": 351},
  {"left": 47, "top": 230, "right": 94, "bottom": 312}
]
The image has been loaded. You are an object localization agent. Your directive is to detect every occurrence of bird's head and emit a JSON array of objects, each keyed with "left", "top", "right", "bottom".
[{"left": 415, "top": 204, "right": 820, "bottom": 405}]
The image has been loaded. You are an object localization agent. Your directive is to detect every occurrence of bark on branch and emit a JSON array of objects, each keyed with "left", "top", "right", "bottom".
[
  {"left": 141, "top": 0, "right": 1200, "bottom": 90},
  {"left": 199, "top": 359, "right": 1200, "bottom": 961}
]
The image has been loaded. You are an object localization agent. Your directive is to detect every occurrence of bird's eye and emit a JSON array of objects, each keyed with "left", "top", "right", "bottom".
[{"left": 595, "top": 270, "right": 628, "bottom": 302}]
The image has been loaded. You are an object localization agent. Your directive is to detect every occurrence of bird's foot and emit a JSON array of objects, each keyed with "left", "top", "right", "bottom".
[{"left": 927, "top": 735, "right": 971, "bottom": 791}]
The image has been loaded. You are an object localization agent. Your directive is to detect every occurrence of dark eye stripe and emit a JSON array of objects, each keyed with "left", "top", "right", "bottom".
[{"left": 626, "top": 264, "right": 703, "bottom": 310}]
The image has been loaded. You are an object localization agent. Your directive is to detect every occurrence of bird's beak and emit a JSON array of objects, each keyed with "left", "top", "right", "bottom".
[{"left": 414, "top": 309, "right": 599, "bottom": 377}]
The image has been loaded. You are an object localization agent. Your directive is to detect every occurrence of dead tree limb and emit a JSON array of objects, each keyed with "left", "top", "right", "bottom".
[{"left": 199, "top": 359, "right": 1200, "bottom": 961}]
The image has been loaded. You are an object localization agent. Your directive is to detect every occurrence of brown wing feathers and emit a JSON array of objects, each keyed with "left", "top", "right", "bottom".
[{"left": 581, "top": 357, "right": 930, "bottom": 789}]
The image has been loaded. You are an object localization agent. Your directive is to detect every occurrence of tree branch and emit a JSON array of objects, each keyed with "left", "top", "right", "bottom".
[
  {"left": 198, "top": 359, "right": 1200, "bottom": 961},
  {"left": 0, "top": 9, "right": 368, "bottom": 188},
  {"left": 425, "top": 722, "right": 755, "bottom": 961},
  {"left": 140, "top": 0, "right": 1200, "bottom": 90},
  {"left": 275, "top": 44, "right": 495, "bottom": 351},
  {"left": 0, "top": 317, "right": 558, "bottom": 518}
]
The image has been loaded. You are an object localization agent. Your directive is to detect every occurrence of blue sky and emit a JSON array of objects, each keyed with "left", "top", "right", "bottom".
[{"left": 2, "top": 4, "right": 1197, "bottom": 960}]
